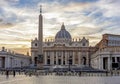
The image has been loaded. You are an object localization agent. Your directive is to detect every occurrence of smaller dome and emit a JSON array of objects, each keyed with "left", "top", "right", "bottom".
[{"left": 55, "top": 23, "right": 71, "bottom": 42}]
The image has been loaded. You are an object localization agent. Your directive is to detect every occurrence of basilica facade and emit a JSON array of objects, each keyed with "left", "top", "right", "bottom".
[
  {"left": 31, "top": 7, "right": 120, "bottom": 70},
  {"left": 31, "top": 23, "right": 96, "bottom": 67},
  {"left": 31, "top": 7, "right": 96, "bottom": 67}
]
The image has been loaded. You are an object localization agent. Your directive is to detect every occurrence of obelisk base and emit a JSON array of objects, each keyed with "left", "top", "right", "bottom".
[{"left": 37, "top": 54, "right": 43, "bottom": 69}]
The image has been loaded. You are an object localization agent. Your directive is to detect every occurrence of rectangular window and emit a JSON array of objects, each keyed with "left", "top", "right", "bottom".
[
  {"left": 117, "top": 57, "right": 120, "bottom": 62},
  {"left": 63, "top": 61, "right": 65, "bottom": 65},
  {"left": 54, "top": 61, "right": 56, "bottom": 64},
  {"left": 47, "top": 59, "right": 50, "bottom": 65},
  {"left": 112, "top": 57, "right": 115, "bottom": 63}
]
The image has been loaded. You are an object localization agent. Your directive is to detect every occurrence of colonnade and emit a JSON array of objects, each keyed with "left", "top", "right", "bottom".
[{"left": 44, "top": 51, "right": 89, "bottom": 66}]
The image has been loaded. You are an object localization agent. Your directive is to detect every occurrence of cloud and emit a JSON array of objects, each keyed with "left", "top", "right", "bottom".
[
  {"left": 5, "top": 0, "right": 19, "bottom": 2},
  {"left": 0, "top": 19, "right": 3, "bottom": 22},
  {"left": 0, "top": 22, "right": 15, "bottom": 28},
  {"left": 0, "top": 0, "right": 120, "bottom": 54},
  {"left": 0, "top": 44, "right": 30, "bottom": 55},
  {"left": 40, "top": 0, "right": 98, "bottom": 4},
  {"left": 11, "top": 47, "right": 30, "bottom": 55},
  {"left": 95, "top": 0, "right": 120, "bottom": 17}
]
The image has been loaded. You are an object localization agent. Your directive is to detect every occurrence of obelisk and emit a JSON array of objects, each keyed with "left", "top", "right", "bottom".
[{"left": 37, "top": 5, "right": 43, "bottom": 68}]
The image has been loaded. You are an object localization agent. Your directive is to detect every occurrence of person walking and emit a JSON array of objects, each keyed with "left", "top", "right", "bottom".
[
  {"left": 6, "top": 70, "right": 9, "bottom": 78},
  {"left": 13, "top": 70, "right": 16, "bottom": 77}
]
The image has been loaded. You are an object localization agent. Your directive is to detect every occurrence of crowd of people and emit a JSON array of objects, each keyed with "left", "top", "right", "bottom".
[{"left": 0, "top": 69, "right": 119, "bottom": 78}]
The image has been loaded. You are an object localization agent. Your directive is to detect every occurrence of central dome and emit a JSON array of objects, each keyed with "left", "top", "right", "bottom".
[{"left": 55, "top": 23, "right": 71, "bottom": 42}]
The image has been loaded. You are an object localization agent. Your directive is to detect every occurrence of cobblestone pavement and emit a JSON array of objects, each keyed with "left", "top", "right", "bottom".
[{"left": 0, "top": 75, "right": 120, "bottom": 84}]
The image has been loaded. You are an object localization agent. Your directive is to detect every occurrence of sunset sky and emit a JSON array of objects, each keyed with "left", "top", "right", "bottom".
[{"left": 0, "top": 0, "right": 120, "bottom": 55}]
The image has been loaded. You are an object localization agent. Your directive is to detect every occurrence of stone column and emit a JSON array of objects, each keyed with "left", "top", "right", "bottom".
[
  {"left": 73, "top": 52, "right": 75, "bottom": 65},
  {"left": 0, "top": 57, "right": 2, "bottom": 68},
  {"left": 65, "top": 51, "right": 68, "bottom": 65},
  {"left": 31, "top": 52, "right": 35, "bottom": 65},
  {"left": 86, "top": 52, "right": 89, "bottom": 65},
  {"left": 51, "top": 52, "right": 54, "bottom": 65},
  {"left": 99, "top": 56, "right": 103, "bottom": 70},
  {"left": 98, "top": 56, "right": 101, "bottom": 69},
  {"left": 56, "top": 51, "right": 58, "bottom": 65},
  {"left": 115, "top": 57, "right": 117, "bottom": 63},
  {"left": 50, "top": 52, "right": 51, "bottom": 65},
  {"left": 108, "top": 57, "right": 111, "bottom": 70},
  {"left": 78, "top": 52, "right": 81, "bottom": 65},
  {"left": 61, "top": 51, "right": 63, "bottom": 65},
  {"left": 5, "top": 57, "right": 10, "bottom": 68},
  {"left": 54, "top": 52, "right": 56, "bottom": 65},
  {"left": 44, "top": 52, "right": 47, "bottom": 65}
]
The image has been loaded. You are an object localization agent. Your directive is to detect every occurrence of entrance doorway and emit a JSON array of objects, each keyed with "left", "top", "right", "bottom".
[
  {"left": 34, "top": 57, "right": 37, "bottom": 66},
  {"left": 82, "top": 57, "right": 86, "bottom": 65},
  {"left": 69, "top": 59, "right": 72, "bottom": 65},
  {"left": 1, "top": 57, "right": 5, "bottom": 68},
  {"left": 47, "top": 59, "right": 50, "bottom": 65},
  {"left": 58, "top": 59, "right": 61, "bottom": 65},
  {"left": 103, "top": 57, "right": 108, "bottom": 70}
]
